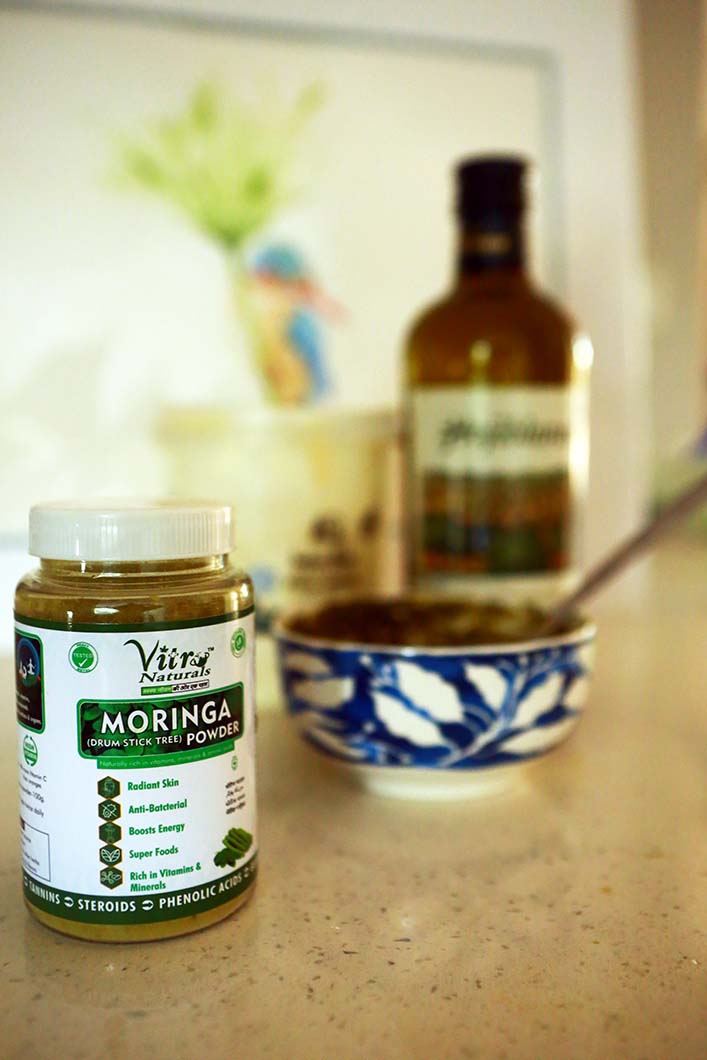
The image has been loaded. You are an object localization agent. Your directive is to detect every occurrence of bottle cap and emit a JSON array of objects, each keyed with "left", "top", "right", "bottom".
[
  {"left": 29, "top": 500, "right": 235, "bottom": 561},
  {"left": 456, "top": 156, "right": 527, "bottom": 220}
]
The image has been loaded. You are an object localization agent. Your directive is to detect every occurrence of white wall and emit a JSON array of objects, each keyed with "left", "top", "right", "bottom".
[
  {"left": 2, "top": 0, "right": 650, "bottom": 641},
  {"left": 635, "top": 0, "right": 703, "bottom": 468},
  {"left": 39, "top": 0, "right": 650, "bottom": 567},
  {"left": 0, "top": 9, "right": 556, "bottom": 519}
]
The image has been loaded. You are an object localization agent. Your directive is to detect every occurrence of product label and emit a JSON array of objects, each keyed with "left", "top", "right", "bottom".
[
  {"left": 15, "top": 611, "right": 256, "bottom": 925},
  {"left": 410, "top": 385, "right": 580, "bottom": 579}
]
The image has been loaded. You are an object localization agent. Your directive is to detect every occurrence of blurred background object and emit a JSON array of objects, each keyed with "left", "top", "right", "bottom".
[
  {"left": 402, "top": 157, "right": 591, "bottom": 607},
  {"left": 116, "top": 80, "right": 333, "bottom": 405},
  {"left": 158, "top": 404, "right": 396, "bottom": 627},
  {"left": 635, "top": 0, "right": 707, "bottom": 525},
  {"left": 1, "top": 0, "right": 701, "bottom": 650}
]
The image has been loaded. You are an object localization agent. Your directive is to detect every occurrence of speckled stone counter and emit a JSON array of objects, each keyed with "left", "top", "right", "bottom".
[{"left": 1, "top": 546, "right": 706, "bottom": 1059}]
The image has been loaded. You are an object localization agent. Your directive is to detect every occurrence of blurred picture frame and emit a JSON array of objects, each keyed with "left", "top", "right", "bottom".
[{"left": 0, "top": 0, "right": 649, "bottom": 644}]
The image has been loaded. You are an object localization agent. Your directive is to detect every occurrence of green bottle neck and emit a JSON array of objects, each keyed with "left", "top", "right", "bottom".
[{"left": 455, "top": 213, "right": 528, "bottom": 285}]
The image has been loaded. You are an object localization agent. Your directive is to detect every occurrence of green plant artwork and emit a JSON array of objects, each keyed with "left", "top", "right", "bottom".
[
  {"left": 115, "top": 82, "right": 337, "bottom": 406},
  {"left": 117, "top": 81, "right": 322, "bottom": 250}
]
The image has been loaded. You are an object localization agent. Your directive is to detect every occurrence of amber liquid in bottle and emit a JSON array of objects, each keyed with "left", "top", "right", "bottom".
[{"left": 404, "top": 157, "right": 589, "bottom": 605}]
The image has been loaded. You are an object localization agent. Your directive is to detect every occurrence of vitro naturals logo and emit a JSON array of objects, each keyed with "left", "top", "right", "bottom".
[{"left": 124, "top": 638, "right": 214, "bottom": 686}]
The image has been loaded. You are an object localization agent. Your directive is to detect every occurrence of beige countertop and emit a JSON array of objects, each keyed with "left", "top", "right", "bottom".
[{"left": 1, "top": 545, "right": 706, "bottom": 1059}]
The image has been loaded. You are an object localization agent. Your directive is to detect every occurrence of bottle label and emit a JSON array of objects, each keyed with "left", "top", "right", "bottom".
[
  {"left": 15, "top": 611, "right": 257, "bottom": 926},
  {"left": 409, "top": 385, "right": 577, "bottom": 579}
]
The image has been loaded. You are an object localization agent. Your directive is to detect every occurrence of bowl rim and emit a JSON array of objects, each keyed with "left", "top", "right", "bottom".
[{"left": 273, "top": 615, "right": 597, "bottom": 657}]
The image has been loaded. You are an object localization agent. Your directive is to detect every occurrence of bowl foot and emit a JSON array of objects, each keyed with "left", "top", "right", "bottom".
[{"left": 351, "top": 762, "right": 531, "bottom": 801}]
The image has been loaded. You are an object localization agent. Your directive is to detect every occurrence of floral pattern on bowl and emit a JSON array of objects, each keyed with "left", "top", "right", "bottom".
[{"left": 276, "top": 625, "right": 595, "bottom": 771}]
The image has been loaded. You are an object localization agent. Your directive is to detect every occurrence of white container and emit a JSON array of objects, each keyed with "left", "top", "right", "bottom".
[{"left": 159, "top": 405, "right": 397, "bottom": 621}]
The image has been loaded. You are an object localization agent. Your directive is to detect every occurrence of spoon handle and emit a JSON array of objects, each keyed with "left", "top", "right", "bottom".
[{"left": 543, "top": 467, "right": 707, "bottom": 631}]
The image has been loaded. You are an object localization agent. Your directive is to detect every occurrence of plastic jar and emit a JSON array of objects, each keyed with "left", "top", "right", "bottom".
[{"left": 14, "top": 500, "right": 257, "bottom": 942}]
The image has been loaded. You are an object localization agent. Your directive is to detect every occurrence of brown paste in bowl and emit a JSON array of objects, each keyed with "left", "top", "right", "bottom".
[{"left": 284, "top": 596, "right": 579, "bottom": 648}]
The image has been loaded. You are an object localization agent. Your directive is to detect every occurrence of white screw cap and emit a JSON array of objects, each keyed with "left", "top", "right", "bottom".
[{"left": 29, "top": 500, "right": 235, "bottom": 561}]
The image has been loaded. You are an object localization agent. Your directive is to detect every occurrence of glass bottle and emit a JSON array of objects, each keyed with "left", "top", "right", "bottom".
[{"left": 404, "top": 157, "right": 591, "bottom": 606}]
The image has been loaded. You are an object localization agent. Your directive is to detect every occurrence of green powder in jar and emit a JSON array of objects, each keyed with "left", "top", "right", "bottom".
[{"left": 14, "top": 500, "right": 257, "bottom": 942}]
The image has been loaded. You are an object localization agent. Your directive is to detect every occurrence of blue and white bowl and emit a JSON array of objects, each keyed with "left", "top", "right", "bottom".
[{"left": 275, "top": 617, "right": 596, "bottom": 799}]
